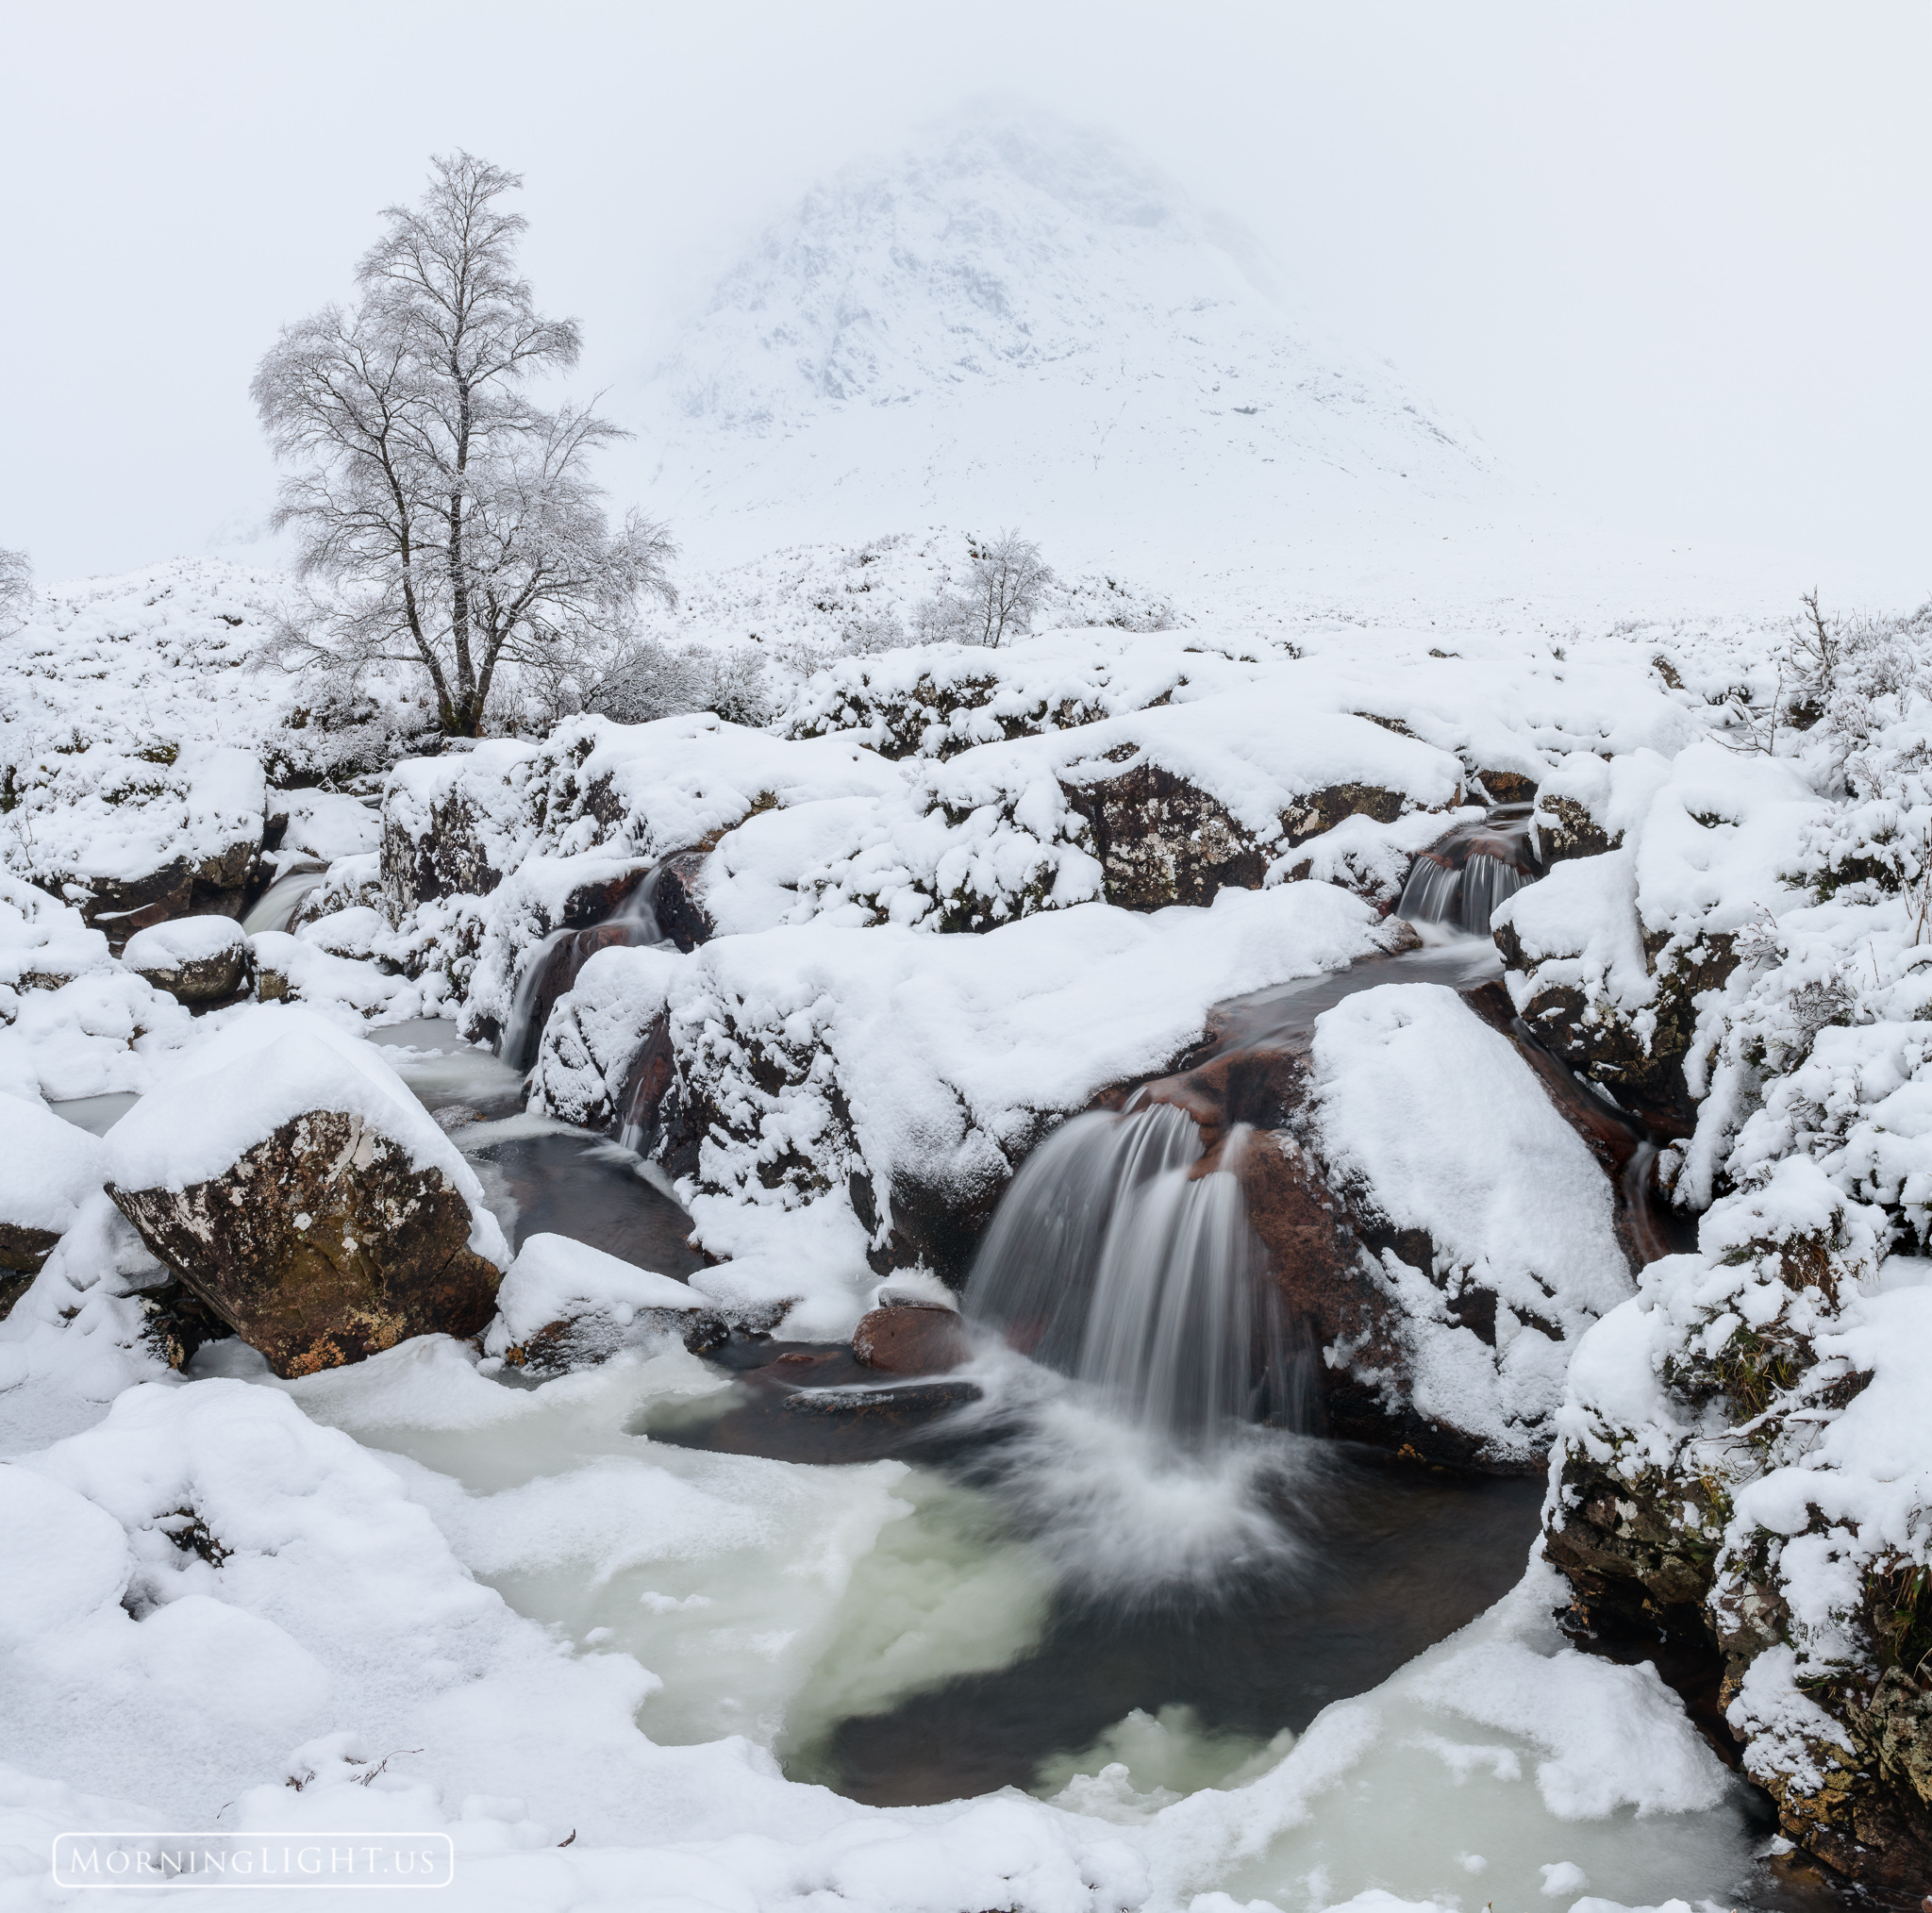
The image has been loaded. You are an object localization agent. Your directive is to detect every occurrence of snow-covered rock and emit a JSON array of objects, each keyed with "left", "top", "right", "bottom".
[
  {"left": 250, "top": 929, "right": 428, "bottom": 1025},
  {"left": 121, "top": 914, "right": 249, "bottom": 1005},
  {"left": 1152, "top": 981, "right": 1635, "bottom": 1470},
  {"left": 0, "top": 871, "right": 111, "bottom": 998},
  {"left": 484, "top": 1232, "right": 724, "bottom": 1375},
  {"left": 0, "top": 1100, "right": 104, "bottom": 1279},
  {"left": 103, "top": 1008, "right": 507, "bottom": 1376},
  {"left": 530, "top": 883, "right": 1407, "bottom": 1322},
  {"left": 1494, "top": 741, "right": 1824, "bottom": 1131}
]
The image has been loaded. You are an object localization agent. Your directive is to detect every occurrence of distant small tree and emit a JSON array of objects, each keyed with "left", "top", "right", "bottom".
[
  {"left": 0, "top": 547, "right": 32, "bottom": 635},
  {"left": 964, "top": 530, "right": 1054, "bottom": 647},
  {"left": 913, "top": 529, "right": 1056, "bottom": 649},
  {"left": 253, "top": 153, "right": 675, "bottom": 736}
]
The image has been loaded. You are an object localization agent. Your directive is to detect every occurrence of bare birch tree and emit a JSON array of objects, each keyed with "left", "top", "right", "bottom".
[
  {"left": 964, "top": 529, "right": 1055, "bottom": 648},
  {"left": 252, "top": 153, "right": 675, "bottom": 736}
]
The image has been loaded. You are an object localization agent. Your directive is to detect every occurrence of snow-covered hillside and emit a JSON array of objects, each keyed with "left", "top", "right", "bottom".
[{"left": 629, "top": 112, "right": 1499, "bottom": 569}]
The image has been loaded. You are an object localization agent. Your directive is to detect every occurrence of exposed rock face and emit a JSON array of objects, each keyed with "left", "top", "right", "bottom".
[
  {"left": 378, "top": 740, "right": 538, "bottom": 918},
  {"left": 122, "top": 915, "right": 250, "bottom": 1005},
  {"left": 108, "top": 1109, "right": 503, "bottom": 1379},
  {"left": 651, "top": 850, "right": 717, "bottom": 952},
  {"left": 852, "top": 1299, "right": 974, "bottom": 1374},
  {"left": 1476, "top": 770, "right": 1539, "bottom": 805},
  {"left": 79, "top": 838, "right": 260, "bottom": 951},
  {"left": 1063, "top": 768, "right": 1411, "bottom": 914},
  {"left": 0, "top": 1226, "right": 59, "bottom": 1280},
  {"left": 1493, "top": 848, "right": 1744, "bottom": 1137}
]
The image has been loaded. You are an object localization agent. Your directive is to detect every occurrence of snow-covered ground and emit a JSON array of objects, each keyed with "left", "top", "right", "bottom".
[{"left": 3, "top": 104, "right": 1928, "bottom": 1913}]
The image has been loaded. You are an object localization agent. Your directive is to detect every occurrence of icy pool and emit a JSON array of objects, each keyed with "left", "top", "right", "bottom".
[{"left": 260, "top": 1333, "right": 1822, "bottom": 1912}]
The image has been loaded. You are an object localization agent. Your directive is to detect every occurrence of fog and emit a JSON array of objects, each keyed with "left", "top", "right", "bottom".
[{"left": 2, "top": 0, "right": 1925, "bottom": 590}]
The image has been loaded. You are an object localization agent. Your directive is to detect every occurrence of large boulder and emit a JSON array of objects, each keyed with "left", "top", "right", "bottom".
[
  {"left": 122, "top": 915, "right": 249, "bottom": 1006},
  {"left": 103, "top": 1007, "right": 508, "bottom": 1377},
  {"left": 0, "top": 1100, "right": 104, "bottom": 1285},
  {"left": 483, "top": 1232, "right": 724, "bottom": 1375},
  {"left": 60, "top": 747, "right": 268, "bottom": 948},
  {"left": 852, "top": 1297, "right": 973, "bottom": 1374},
  {"left": 378, "top": 740, "right": 541, "bottom": 918}
]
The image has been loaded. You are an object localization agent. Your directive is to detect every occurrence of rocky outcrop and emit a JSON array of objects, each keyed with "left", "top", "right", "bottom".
[
  {"left": 101, "top": 1010, "right": 508, "bottom": 1377},
  {"left": 77, "top": 837, "right": 261, "bottom": 950},
  {"left": 121, "top": 916, "right": 250, "bottom": 1006},
  {"left": 378, "top": 742, "right": 539, "bottom": 918},
  {"left": 1544, "top": 1167, "right": 1932, "bottom": 1900},
  {"left": 1492, "top": 858, "right": 1727, "bottom": 1136},
  {"left": 39, "top": 747, "right": 269, "bottom": 951},
  {"left": 1063, "top": 765, "right": 1411, "bottom": 913}
]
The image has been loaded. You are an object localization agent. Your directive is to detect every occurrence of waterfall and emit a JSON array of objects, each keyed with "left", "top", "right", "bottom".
[
  {"left": 1396, "top": 849, "right": 1527, "bottom": 936},
  {"left": 498, "top": 870, "right": 667, "bottom": 1071},
  {"left": 964, "top": 1103, "right": 1297, "bottom": 1441},
  {"left": 241, "top": 868, "right": 327, "bottom": 936}
]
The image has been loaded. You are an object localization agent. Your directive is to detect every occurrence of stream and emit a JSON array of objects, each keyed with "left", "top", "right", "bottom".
[{"left": 45, "top": 823, "right": 1829, "bottom": 1908}]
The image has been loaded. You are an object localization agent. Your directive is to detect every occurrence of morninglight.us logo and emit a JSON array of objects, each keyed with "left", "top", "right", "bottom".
[{"left": 51, "top": 1833, "right": 456, "bottom": 1889}]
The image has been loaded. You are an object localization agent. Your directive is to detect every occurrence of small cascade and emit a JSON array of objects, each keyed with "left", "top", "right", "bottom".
[
  {"left": 498, "top": 870, "right": 668, "bottom": 1072},
  {"left": 964, "top": 1103, "right": 1296, "bottom": 1441},
  {"left": 241, "top": 867, "right": 327, "bottom": 936},
  {"left": 1396, "top": 809, "right": 1538, "bottom": 937}
]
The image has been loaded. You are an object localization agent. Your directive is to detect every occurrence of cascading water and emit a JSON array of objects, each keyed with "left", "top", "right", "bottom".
[
  {"left": 964, "top": 1102, "right": 1296, "bottom": 1442},
  {"left": 241, "top": 866, "right": 328, "bottom": 935},
  {"left": 1394, "top": 849, "right": 1524, "bottom": 935},
  {"left": 498, "top": 869, "right": 668, "bottom": 1072},
  {"left": 1395, "top": 809, "right": 1537, "bottom": 937}
]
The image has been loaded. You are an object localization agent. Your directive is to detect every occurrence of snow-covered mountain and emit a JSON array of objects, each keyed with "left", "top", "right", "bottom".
[{"left": 626, "top": 110, "right": 1502, "bottom": 569}]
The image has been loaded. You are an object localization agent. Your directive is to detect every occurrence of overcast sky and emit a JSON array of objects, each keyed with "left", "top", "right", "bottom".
[{"left": 3, "top": 1, "right": 1925, "bottom": 591}]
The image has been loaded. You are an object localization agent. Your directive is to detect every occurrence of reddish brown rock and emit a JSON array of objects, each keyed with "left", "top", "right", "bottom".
[{"left": 852, "top": 1301, "right": 974, "bottom": 1375}]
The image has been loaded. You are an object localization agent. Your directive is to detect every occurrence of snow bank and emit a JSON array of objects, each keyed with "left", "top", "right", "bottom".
[{"left": 0, "top": 1100, "right": 105, "bottom": 1239}]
